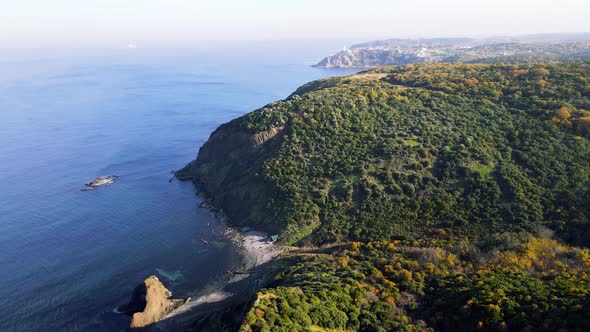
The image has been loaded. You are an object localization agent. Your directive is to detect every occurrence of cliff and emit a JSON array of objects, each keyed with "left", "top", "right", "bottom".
[{"left": 175, "top": 114, "right": 286, "bottom": 233}]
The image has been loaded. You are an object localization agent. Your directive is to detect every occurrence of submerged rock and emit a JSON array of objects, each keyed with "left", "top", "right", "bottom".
[
  {"left": 155, "top": 268, "right": 184, "bottom": 283},
  {"left": 119, "top": 275, "right": 185, "bottom": 329},
  {"left": 81, "top": 175, "right": 118, "bottom": 191}
]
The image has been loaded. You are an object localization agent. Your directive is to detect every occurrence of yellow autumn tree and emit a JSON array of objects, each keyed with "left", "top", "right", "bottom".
[{"left": 555, "top": 106, "right": 571, "bottom": 120}]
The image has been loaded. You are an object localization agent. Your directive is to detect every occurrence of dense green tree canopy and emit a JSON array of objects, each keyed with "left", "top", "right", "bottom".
[
  {"left": 179, "top": 63, "right": 590, "bottom": 331},
  {"left": 208, "top": 63, "right": 590, "bottom": 246}
]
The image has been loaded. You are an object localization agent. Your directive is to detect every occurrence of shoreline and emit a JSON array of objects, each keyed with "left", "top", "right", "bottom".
[
  {"left": 158, "top": 195, "right": 283, "bottom": 328},
  {"left": 226, "top": 228, "right": 281, "bottom": 271},
  {"left": 198, "top": 193, "right": 283, "bottom": 274}
]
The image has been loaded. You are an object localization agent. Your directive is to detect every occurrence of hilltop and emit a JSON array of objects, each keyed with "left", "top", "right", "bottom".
[{"left": 177, "top": 63, "right": 590, "bottom": 331}]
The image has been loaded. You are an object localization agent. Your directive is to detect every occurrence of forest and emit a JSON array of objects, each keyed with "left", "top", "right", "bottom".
[{"left": 178, "top": 63, "right": 590, "bottom": 331}]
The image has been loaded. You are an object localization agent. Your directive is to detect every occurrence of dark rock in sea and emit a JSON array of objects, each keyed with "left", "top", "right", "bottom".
[{"left": 81, "top": 175, "right": 118, "bottom": 191}]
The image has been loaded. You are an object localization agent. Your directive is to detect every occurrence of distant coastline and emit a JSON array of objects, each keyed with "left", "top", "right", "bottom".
[{"left": 314, "top": 34, "right": 590, "bottom": 68}]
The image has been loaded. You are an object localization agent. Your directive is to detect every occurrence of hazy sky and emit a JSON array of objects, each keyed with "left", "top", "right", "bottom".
[{"left": 1, "top": 0, "right": 589, "bottom": 46}]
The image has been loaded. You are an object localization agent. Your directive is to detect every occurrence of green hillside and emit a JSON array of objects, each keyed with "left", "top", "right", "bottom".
[{"left": 178, "top": 63, "right": 590, "bottom": 331}]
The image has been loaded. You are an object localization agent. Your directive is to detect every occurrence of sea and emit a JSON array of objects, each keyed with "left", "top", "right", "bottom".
[{"left": 0, "top": 43, "right": 358, "bottom": 330}]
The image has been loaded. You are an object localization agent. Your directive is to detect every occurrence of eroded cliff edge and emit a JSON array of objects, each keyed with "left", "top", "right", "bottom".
[{"left": 175, "top": 107, "right": 288, "bottom": 234}]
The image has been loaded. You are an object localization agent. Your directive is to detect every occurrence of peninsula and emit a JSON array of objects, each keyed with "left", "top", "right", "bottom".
[{"left": 314, "top": 34, "right": 590, "bottom": 68}]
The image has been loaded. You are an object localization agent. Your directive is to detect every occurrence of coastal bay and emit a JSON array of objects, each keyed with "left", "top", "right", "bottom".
[{"left": 0, "top": 46, "right": 358, "bottom": 330}]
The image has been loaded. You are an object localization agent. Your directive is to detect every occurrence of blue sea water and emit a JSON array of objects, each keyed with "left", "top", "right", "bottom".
[{"left": 0, "top": 45, "right": 357, "bottom": 330}]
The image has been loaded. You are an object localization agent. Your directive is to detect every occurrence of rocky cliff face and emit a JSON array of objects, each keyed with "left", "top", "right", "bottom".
[
  {"left": 251, "top": 126, "right": 283, "bottom": 145},
  {"left": 119, "top": 275, "right": 181, "bottom": 329},
  {"left": 175, "top": 118, "right": 285, "bottom": 232},
  {"left": 313, "top": 48, "right": 427, "bottom": 68}
]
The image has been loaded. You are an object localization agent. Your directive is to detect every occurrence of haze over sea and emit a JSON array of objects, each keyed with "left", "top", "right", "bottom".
[{"left": 0, "top": 44, "right": 357, "bottom": 330}]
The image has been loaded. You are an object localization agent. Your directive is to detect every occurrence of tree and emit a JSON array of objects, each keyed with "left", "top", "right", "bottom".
[
  {"left": 575, "top": 117, "right": 590, "bottom": 136},
  {"left": 555, "top": 106, "right": 572, "bottom": 120}
]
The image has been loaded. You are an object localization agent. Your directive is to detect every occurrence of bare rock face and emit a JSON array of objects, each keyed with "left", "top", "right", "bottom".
[
  {"left": 119, "top": 275, "right": 179, "bottom": 329},
  {"left": 250, "top": 126, "right": 283, "bottom": 145}
]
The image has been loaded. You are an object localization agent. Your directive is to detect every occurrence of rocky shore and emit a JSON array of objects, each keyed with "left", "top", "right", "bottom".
[
  {"left": 228, "top": 228, "right": 280, "bottom": 269},
  {"left": 167, "top": 123, "right": 287, "bottom": 329},
  {"left": 152, "top": 197, "right": 283, "bottom": 330},
  {"left": 196, "top": 197, "right": 282, "bottom": 272}
]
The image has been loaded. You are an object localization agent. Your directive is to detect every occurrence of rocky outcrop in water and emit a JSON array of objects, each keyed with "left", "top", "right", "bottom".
[
  {"left": 81, "top": 175, "right": 118, "bottom": 191},
  {"left": 119, "top": 275, "right": 185, "bottom": 329}
]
